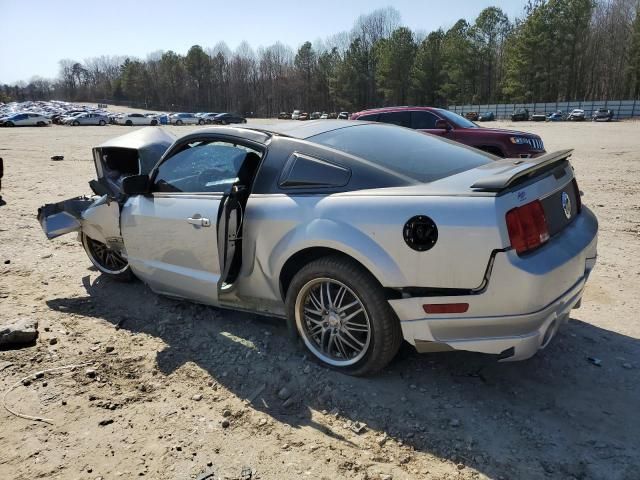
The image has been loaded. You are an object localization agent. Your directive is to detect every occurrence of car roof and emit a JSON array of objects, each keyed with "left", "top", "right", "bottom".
[{"left": 352, "top": 106, "right": 438, "bottom": 116}]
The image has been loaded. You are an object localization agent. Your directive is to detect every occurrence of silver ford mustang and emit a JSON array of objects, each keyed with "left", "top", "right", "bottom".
[{"left": 38, "top": 121, "right": 598, "bottom": 375}]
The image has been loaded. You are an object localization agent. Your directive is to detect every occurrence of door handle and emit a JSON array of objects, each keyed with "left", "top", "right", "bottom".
[{"left": 187, "top": 216, "right": 211, "bottom": 227}]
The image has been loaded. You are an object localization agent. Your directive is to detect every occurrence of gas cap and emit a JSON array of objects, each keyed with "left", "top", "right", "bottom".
[{"left": 403, "top": 215, "right": 438, "bottom": 252}]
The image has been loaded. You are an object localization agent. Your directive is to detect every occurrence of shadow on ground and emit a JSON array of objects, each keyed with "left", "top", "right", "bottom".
[{"left": 47, "top": 274, "right": 640, "bottom": 479}]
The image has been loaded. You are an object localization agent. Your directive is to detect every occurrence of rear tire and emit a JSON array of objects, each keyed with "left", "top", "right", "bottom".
[
  {"left": 73, "top": 120, "right": 80, "bottom": 126},
  {"left": 150, "top": 119, "right": 157, "bottom": 126},
  {"left": 198, "top": 119, "right": 205, "bottom": 125},
  {"left": 99, "top": 120, "right": 106, "bottom": 126},
  {"left": 176, "top": 119, "right": 183, "bottom": 125},
  {"left": 125, "top": 120, "right": 133, "bottom": 126},
  {"left": 37, "top": 121, "right": 45, "bottom": 127},
  {"left": 285, "top": 255, "right": 402, "bottom": 376},
  {"left": 6, "top": 121, "right": 14, "bottom": 127},
  {"left": 82, "top": 234, "right": 133, "bottom": 282}
]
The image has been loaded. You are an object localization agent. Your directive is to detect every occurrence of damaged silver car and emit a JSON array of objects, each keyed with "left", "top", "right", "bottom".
[{"left": 39, "top": 123, "right": 598, "bottom": 375}]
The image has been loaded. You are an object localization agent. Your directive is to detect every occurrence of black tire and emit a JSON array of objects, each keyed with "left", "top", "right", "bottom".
[
  {"left": 37, "top": 121, "right": 45, "bottom": 127},
  {"left": 198, "top": 119, "right": 205, "bottom": 125},
  {"left": 150, "top": 119, "right": 157, "bottom": 126},
  {"left": 221, "top": 120, "right": 228, "bottom": 125},
  {"left": 6, "top": 121, "right": 14, "bottom": 127},
  {"left": 285, "top": 255, "right": 402, "bottom": 376},
  {"left": 99, "top": 120, "right": 106, "bottom": 126},
  {"left": 82, "top": 234, "right": 134, "bottom": 282},
  {"left": 73, "top": 120, "right": 80, "bottom": 126},
  {"left": 176, "top": 119, "right": 183, "bottom": 125},
  {"left": 242, "top": 119, "right": 247, "bottom": 123},
  {"left": 125, "top": 120, "right": 133, "bottom": 126}
]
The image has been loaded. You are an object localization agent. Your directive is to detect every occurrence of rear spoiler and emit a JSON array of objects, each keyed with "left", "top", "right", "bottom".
[{"left": 471, "top": 149, "right": 573, "bottom": 192}]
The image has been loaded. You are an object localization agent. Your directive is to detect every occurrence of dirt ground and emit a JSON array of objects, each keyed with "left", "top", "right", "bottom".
[{"left": 0, "top": 119, "right": 639, "bottom": 480}]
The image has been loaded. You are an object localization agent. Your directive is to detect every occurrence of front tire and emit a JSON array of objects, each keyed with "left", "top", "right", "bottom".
[
  {"left": 150, "top": 119, "right": 157, "bottom": 126},
  {"left": 99, "top": 120, "right": 106, "bottom": 126},
  {"left": 198, "top": 119, "right": 205, "bottom": 125},
  {"left": 285, "top": 256, "right": 402, "bottom": 376},
  {"left": 73, "top": 120, "right": 80, "bottom": 126},
  {"left": 176, "top": 119, "right": 183, "bottom": 125},
  {"left": 82, "top": 234, "right": 133, "bottom": 282},
  {"left": 125, "top": 120, "right": 133, "bottom": 126}
]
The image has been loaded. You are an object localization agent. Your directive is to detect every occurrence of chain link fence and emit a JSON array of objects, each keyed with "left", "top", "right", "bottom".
[{"left": 448, "top": 99, "right": 640, "bottom": 120}]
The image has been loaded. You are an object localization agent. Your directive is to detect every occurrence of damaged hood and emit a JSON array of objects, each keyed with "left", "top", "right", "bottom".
[{"left": 93, "top": 127, "right": 176, "bottom": 175}]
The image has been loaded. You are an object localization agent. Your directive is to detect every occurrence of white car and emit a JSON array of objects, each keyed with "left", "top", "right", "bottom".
[
  {"left": 1, "top": 112, "right": 51, "bottom": 127},
  {"left": 291, "top": 110, "right": 301, "bottom": 120},
  {"left": 64, "top": 112, "right": 109, "bottom": 126},
  {"left": 117, "top": 113, "right": 159, "bottom": 126}
]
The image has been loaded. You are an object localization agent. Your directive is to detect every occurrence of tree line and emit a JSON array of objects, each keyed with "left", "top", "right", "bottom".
[{"left": 2, "top": 0, "right": 639, "bottom": 115}]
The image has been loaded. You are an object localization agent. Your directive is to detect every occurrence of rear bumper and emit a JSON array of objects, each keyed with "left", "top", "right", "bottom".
[{"left": 390, "top": 207, "right": 598, "bottom": 360}]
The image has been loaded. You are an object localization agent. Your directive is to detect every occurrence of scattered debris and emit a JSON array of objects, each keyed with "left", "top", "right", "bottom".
[
  {"left": 622, "top": 363, "right": 633, "bottom": 369},
  {"left": 98, "top": 419, "right": 114, "bottom": 426},
  {"left": 192, "top": 394, "right": 203, "bottom": 401},
  {"left": 48, "top": 337, "right": 58, "bottom": 346},
  {"left": 0, "top": 317, "right": 38, "bottom": 347},
  {"left": 0, "top": 361, "right": 14, "bottom": 372},
  {"left": 449, "top": 419, "right": 461, "bottom": 428},
  {"left": 350, "top": 421, "right": 367, "bottom": 434},
  {"left": 588, "top": 356, "right": 603, "bottom": 367},
  {"left": 85, "top": 368, "right": 97, "bottom": 378},
  {"left": 221, "top": 419, "right": 230, "bottom": 428},
  {"left": 277, "top": 386, "right": 292, "bottom": 400},
  {"left": 50, "top": 155, "right": 64, "bottom": 161}
]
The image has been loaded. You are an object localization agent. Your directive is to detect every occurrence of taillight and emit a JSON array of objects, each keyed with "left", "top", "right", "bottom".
[
  {"left": 506, "top": 200, "right": 550, "bottom": 255},
  {"left": 572, "top": 178, "right": 582, "bottom": 213}
]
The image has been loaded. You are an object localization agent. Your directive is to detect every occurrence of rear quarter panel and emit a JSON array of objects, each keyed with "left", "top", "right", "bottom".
[{"left": 238, "top": 193, "right": 503, "bottom": 301}]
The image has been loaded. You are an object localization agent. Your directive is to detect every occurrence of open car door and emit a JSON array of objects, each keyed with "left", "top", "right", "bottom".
[{"left": 119, "top": 139, "right": 261, "bottom": 305}]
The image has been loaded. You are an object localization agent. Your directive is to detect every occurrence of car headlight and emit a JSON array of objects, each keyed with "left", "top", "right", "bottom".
[{"left": 509, "top": 136, "right": 530, "bottom": 145}]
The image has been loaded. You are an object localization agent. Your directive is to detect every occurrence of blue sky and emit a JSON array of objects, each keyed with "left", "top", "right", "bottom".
[{"left": 0, "top": 0, "right": 527, "bottom": 84}]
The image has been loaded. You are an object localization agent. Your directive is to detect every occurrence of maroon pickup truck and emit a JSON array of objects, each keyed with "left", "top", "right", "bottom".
[{"left": 350, "top": 106, "right": 545, "bottom": 158}]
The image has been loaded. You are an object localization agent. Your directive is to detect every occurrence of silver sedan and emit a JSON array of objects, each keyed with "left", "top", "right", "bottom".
[{"left": 39, "top": 122, "right": 598, "bottom": 375}]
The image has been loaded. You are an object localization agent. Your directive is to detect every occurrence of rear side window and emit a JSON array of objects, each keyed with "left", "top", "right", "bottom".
[
  {"left": 357, "top": 113, "right": 379, "bottom": 121},
  {"left": 279, "top": 153, "right": 351, "bottom": 188},
  {"left": 378, "top": 111, "right": 410, "bottom": 127},
  {"left": 411, "top": 111, "right": 439, "bottom": 129},
  {"left": 310, "top": 124, "right": 492, "bottom": 183}
]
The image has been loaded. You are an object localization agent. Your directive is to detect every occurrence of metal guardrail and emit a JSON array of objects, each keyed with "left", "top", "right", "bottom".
[{"left": 448, "top": 99, "right": 640, "bottom": 120}]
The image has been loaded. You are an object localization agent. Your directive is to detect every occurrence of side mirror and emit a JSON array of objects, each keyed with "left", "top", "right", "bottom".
[
  {"left": 435, "top": 119, "right": 451, "bottom": 131},
  {"left": 122, "top": 174, "right": 150, "bottom": 195}
]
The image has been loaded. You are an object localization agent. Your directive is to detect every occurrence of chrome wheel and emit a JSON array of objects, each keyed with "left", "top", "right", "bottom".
[
  {"left": 295, "top": 278, "right": 371, "bottom": 367},
  {"left": 82, "top": 234, "right": 129, "bottom": 275}
]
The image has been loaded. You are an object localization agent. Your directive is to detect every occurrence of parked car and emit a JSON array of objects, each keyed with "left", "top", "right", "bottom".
[
  {"left": 320, "top": 113, "right": 329, "bottom": 119},
  {"left": 210, "top": 113, "right": 247, "bottom": 125},
  {"left": 170, "top": 113, "right": 200, "bottom": 125},
  {"left": 511, "top": 108, "right": 530, "bottom": 121},
  {"left": 278, "top": 112, "right": 290, "bottom": 120},
  {"left": 546, "top": 111, "right": 565, "bottom": 122},
  {"left": 478, "top": 112, "right": 495, "bottom": 121},
  {"left": 592, "top": 108, "right": 614, "bottom": 122},
  {"left": 350, "top": 106, "right": 545, "bottom": 158},
  {"left": 310, "top": 112, "right": 322, "bottom": 120},
  {"left": 65, "top": 112, "right": 108, "bottom": 126},
  {"left": 567, "top": 109, "right": 586, "bottom": 121},
  {"left": 0, "top": 112, "right": 51, "bottom": 127},
  {"left": 200, "top": 113, "right": 220, "bottom": 124},
  {"left": 117, "top": 113, "right": 160, "bottom": 126},
  {"left": 465, "top": 111, "right": 479, "bottom": 121},
  {"left": 337, "top": 112, "right": 350, "bottom": 119},
  {"left": 291, "top": 110, "right": 301, "bottom": 120},
  {"left": 38, "top": 123, "right": 598, "bottom": 375},
  {"left": 299, "top": 112, "right": 310, "bottom": 121},
  {"left": 531, "top": 112, "right": 547, "bottom": 122},
  {"left": 53, "top": 110, "right": 85, "bottom": 124}
]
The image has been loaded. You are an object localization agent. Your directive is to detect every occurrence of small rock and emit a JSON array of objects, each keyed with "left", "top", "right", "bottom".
[
  {"left": 258, "top": 418, "right": 268, "bottom": 427},
  {"left": 588, "top": 357, "right": 602, "bottom": 367},
  {"left": 0, "top": 318, "right": 38, "bottom": 347},
  {"left": 22, "top": 379, "right": 31, "bottom": 387},
  {"left": 277, "top": 386, "right": 292, "bottom": 400},
  {"left": 380, "top": 474, "right": 393, "bottom": 480},
  {"left": 221, "top": 419, "right": 230, "bottom": 428},
  {"left": 98, "top": 419, "right": 114, "bottom": 426},
  {"left": 61, "top": 400, "right": 67, "bottom": 406},
  {"left": 48, "top": 337, "right": 58, "bottom": 345},
  {"left": 105, "top": 346, "right": 115, "bottom": 353},
  {"left": 449, "top": 419, "right": 461, "bottom": 428},
  {"left": 192, "top": 394, "right": 203, "bottom": 401},
  {"left": 34, "top": 371, "right": 45, "bottom": 379},
  {"left": 282, "top": 397, "right": 295, "bottom": 408},
  {"left": 3, "top": 260, "right": 9, "bottom": 265},
  {"left": 86, "top": 368, "right": 97, "bottom": 378},
  {"left": 303, "top": 365, "right": 312, "bottom": 374},
  {"left": 222, "top": 409, "right": 232, "bottom": 417},
  {"left": 622, "top": 363, "right": 633, "bottom": 369}
]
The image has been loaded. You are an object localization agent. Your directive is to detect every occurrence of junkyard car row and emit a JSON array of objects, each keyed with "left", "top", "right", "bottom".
[{"left": 38, "top": 120, "right": 598, "bottom": 375}]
